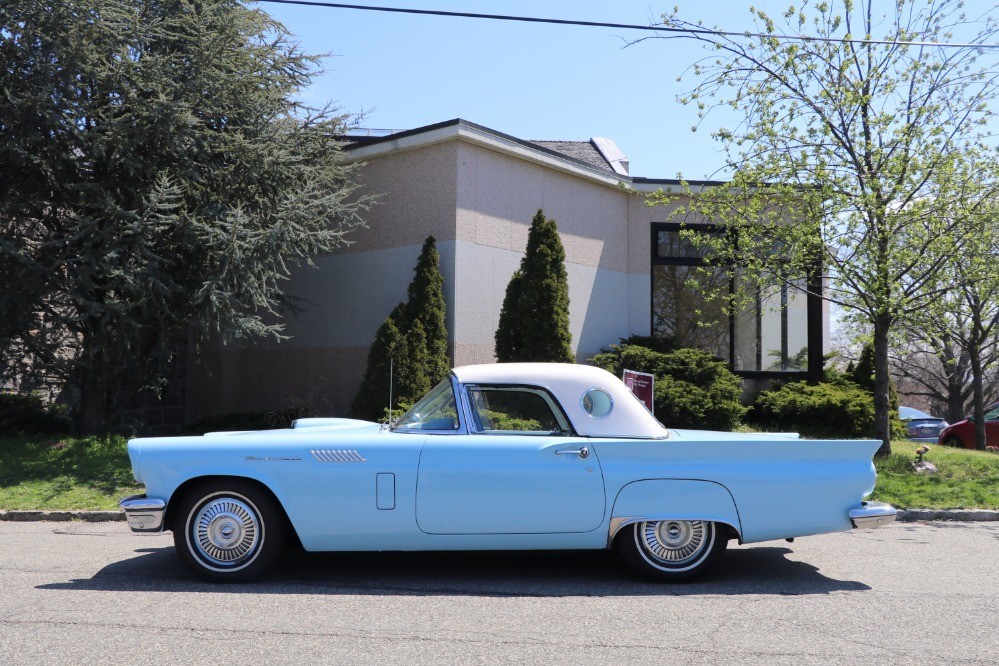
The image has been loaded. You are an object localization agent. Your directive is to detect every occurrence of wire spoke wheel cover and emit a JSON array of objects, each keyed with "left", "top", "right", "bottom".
[
  {"left": 174, "top": 480, "right": 287, "bottom": 582},
  {"left": 634, "top": 519, "right": 715, "bottom": 572},
  {"left": 188, "top": 493, "right": 263, "bottom": 571}
]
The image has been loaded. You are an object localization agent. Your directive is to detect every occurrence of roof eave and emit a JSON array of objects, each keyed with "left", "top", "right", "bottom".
[{"left": 343, "top": 119, "right": 630, "bottom": 189}]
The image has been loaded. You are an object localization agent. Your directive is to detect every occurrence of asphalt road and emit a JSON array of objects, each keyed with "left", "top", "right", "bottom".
[{"left": 0, "top": 521, "right": 996, "bottom": 665}]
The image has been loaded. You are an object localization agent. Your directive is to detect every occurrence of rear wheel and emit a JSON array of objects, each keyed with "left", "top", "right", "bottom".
[
  {"left": 617, "top": 519, "right": 727, "bottom": 582},
  {"left": 173, "top": 479, "right": 286, "bottom": 583},
  {"left": 944, "top": 436, "right": 965, "bottom": 449}
]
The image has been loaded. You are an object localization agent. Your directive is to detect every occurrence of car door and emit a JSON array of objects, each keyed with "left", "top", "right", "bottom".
[
  {"left": 984, "top": 403, "right": 999, "bottom": 446},
  {"left": 416, "top": 384, "right": 605, "bottom": 535}
]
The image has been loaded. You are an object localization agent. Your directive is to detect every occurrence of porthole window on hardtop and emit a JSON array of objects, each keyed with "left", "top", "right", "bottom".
[
  {"left": 466, "top": 386, "right": 572, "bottom": 435},
  {"left": 581, "top": 388, "right": 613, "bottom": 418}
]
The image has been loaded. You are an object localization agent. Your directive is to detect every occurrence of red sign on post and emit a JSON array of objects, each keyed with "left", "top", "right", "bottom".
[{"left": 623, "top": 369, "right": 655, "bottom": 415}]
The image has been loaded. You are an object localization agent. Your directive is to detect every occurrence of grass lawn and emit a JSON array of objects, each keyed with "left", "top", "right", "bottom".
[
  {"left": 0, "top": 434, "right": 141, "bottom": 510},
  {"left": 870, "top": 441, "right": 999, "bottom": 510},
  {"left": 0, "top": 433, "right": 997, "bottom": 512}
]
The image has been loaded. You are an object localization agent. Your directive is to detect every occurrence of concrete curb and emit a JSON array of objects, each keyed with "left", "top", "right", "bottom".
[
  {"left": 896, "top": 509, "right": 999, "bottom": 522},
  {"left": 1, "top": 509, "right": 998, "bottom": 523},
  {"left": 0, "top": 510, "right": 124, "bottom": 522}
]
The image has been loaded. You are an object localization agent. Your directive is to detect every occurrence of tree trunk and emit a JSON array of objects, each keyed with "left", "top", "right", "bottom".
[
  {"left": 968, "top": 337, "right": 987, "bottom": 451},
  {"left": 77, "top": 367, "right": 109, "bottom": 435},
  {"left": 946, "top": 376, "right": 967, "bottom": 423},
  {"left": 872, "top": 315, "right": 892, "bottom": 456},
  {"left": 942, "top": 342, "right": 969, "bottom": 422}
]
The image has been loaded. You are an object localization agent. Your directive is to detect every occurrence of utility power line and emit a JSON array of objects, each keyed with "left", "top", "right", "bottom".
[{"left": 256, "top": 0, "right": 999, "bottom": 50}]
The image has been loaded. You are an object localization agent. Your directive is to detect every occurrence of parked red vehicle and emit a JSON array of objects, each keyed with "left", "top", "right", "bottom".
[{"left": 938, "top": 403, "right": 999, "bottom": 449}]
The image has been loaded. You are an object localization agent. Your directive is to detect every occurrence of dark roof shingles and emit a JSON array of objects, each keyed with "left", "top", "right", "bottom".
[{"left": 528, "top": 140, "right": 610, "bottom": 171}]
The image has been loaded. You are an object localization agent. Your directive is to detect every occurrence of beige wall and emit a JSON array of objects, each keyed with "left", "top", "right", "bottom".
[
  {"left": 454, "top": 142, "right": 633, "bottom": 272},
  {"left": 185, "top": 136, "right": 665, "bottom": 421},
  {"left": 345, "top": 141, "right": 459, "bottom": 253},
  {"left": 186, "top": 142, "right": 463, "bottom": 420},
  {"left": 452, "top": 141, "right": 651, "bottom": 362}
]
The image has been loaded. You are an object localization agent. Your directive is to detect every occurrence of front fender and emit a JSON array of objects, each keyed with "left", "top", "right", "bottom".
[{"left": 608, "top": 479, "right": 742, "bottom": 545}]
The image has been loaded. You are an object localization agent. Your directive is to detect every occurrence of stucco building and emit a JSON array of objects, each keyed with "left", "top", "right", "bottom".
[{"left": 185, "top": 119, "right": 826, "bottom": 422}]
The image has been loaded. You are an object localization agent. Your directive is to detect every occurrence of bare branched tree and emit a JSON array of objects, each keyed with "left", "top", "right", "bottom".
[{"left": 641, "top": 0, "right": 999, "bottom": 453}]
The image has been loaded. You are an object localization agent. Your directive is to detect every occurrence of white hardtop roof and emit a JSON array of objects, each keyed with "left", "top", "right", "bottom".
[{"left": 452, "top": 363, "right": 668, "bottom": 439}]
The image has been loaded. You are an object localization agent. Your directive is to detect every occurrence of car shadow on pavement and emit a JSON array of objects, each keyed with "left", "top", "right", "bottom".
[{"left": 38, "top": 544, "right": 870, "bottom": 597}]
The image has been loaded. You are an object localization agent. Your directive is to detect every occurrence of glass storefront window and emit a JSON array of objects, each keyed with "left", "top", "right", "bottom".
[
  {"left": 732, "top": 282, "right": 808, "bottom": 372},
  {"left": 652, "top": 264, "right": 730, "bottom": 361},
  {"left": 656, "top": 230, "right": 710, "bottom": 259},
  {"left": 652, "top": 224, "right": 814, "bottom": 376}
]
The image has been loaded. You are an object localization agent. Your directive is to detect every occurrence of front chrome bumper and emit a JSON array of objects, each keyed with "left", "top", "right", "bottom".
[
  {"left": 119, "top": 494, "right": 166, "bottom": 533},
  {"left": 849, "top": 501, "right": 897, "bottom": 529}
]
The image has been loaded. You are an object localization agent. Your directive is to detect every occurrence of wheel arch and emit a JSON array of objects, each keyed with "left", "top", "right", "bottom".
[
  {"left": 608, "top": 479, "right": 743, "bottom": 547},
  {"left": 165, "top": 475, "right": 301, "bottom": 546}
]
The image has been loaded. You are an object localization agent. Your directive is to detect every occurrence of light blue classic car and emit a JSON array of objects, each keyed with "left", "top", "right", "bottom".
[{"left": 120, "top": 363, "right": 896, "bottom": 582}]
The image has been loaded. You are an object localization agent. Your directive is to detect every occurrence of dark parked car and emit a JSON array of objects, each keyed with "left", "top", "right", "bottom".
[
  {"left": 937, "top": 403, "right": 999, "bottom": 449},
  {"left": 899, "top": 406, "right": 948, "bottom": 443}
]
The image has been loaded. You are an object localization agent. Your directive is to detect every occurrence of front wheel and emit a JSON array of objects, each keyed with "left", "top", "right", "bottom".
[
  {"left": 944, "top": 436, "right": 965, "bottom": 449},
  {"left": 173, "top": 479, "right": 287, "bottom": 582},
  {"left": 617, "top": 519, "right": 727, "bottom": 582}
]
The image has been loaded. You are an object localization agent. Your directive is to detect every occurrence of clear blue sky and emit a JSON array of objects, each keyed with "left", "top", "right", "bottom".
[{"left": 255, "top": 0, "right": 997, "bottom": 180}]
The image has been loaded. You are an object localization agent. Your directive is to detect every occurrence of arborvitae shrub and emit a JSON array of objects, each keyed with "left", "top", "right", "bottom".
[
  {"left": 351, "top": 236, "right": 450, "bottom": 420},
  {"left": 749, "top": 380, "right": 876, "bottom": 438},
  {"left": 590, "top": 343, "right": 745, "bottom": 430},
  {"left": 495, "top": 209, "right": 574, "bottom": 363}
]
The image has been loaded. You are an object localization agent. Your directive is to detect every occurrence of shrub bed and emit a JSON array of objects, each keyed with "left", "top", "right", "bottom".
[
  {"left": 750, "top": 380, "right": 874, "bottom": 438},
  {"left": 591, "top": 342, "right": 745, "bottom": 430}
]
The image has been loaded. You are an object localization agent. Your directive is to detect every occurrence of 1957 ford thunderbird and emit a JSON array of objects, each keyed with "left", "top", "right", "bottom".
[{"left": 120, "top": 363, "right": 896, "bottom": 582}]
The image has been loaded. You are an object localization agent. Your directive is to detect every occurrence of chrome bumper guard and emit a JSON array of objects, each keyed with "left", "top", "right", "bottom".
[
  {"left": 119, "top": 494, "right": 166, "bottom": 533},
  {"left": 849, "top": 501, "right": 897, "bottom": 529}
]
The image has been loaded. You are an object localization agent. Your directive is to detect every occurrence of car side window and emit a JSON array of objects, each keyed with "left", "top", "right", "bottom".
[
  {"left": 393, "top": 379, "right": 461, "bottom": 432},
  {"left": 984, "top": 405, "right": 999, "bottom": 421},
  {"left": 466, "top": 386, "right": 570, "bottom": 435}
]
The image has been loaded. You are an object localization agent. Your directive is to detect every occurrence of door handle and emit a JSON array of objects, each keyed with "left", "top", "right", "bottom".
[{"left": 555, "top": 446, "right": 589, "bottom": 458}]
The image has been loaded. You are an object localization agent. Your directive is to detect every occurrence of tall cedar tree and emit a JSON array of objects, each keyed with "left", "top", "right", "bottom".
[
  {"left": 495, "top": 210, "right": 574, "bottom": 363},
  {"left": 403, "top": 236, "right": 450, "bottom": 385},
  {"left": 350, "top": 237, "right": 448, "bottom": 420},
  {"left": 0, "top": 0, "right": 370, "bottom": 432}
]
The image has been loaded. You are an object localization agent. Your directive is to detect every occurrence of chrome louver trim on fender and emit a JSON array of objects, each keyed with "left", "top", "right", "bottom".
[{"left": 310, "top": 449, "right": 367, "bottom": 463}]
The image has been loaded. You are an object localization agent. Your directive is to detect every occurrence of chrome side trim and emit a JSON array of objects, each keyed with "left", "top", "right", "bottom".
[
  {"left": 608, "top": 516, "right": 640, "bottom": 546},
  {"left": 849, "top": 501, "right": 897, "bottom": 529},
  {"left": 608, "top": 515, "right": 742, "bottom": 547},
  {"left": 119, "top": 494, "right": 166, "bottom": 533},
  {"left": 311, "top": 449, "right": 366, "bottom": 463}
]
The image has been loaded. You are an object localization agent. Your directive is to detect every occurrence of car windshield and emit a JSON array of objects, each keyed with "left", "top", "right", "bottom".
[{"left": 392, "top": 379, "right": 460, "bottom": 431}]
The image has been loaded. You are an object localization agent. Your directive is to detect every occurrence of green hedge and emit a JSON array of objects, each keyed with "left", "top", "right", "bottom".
[
  {"left": 591, "top": 342, "right": 745, "bottom": 430},
  {"left": 749, "top": 380, "right": 875, "bottom": 438},
  {"left": 0, "top": 393, "right": 70, "bottom": 435}
]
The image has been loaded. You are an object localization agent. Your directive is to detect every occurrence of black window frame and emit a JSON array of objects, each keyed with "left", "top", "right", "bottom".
[{"left": 650, "top": 222, "right": 824, "bottom": 382}]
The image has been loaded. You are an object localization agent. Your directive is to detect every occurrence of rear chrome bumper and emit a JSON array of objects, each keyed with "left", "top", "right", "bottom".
[
  {"left": 849, "top": 501, "right": 897, "bottom": 529},
  {"left": 119, "top": 494, "right": 166, "bottom": 533}
]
